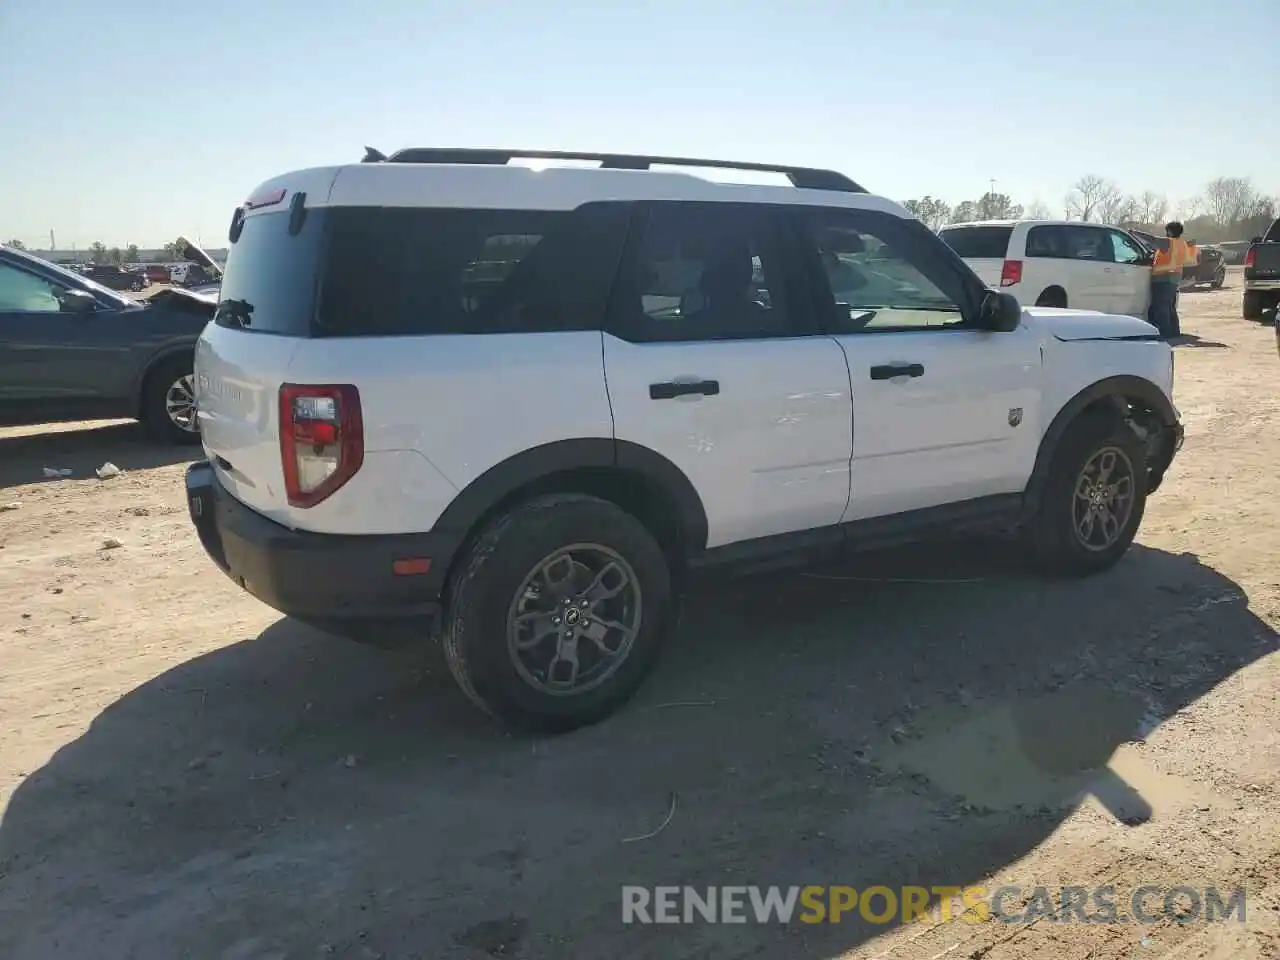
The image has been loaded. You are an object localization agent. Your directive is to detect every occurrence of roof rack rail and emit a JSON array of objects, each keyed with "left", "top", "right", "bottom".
[{"left": 362, "top": 147, "right": 865, "bottom": 193}]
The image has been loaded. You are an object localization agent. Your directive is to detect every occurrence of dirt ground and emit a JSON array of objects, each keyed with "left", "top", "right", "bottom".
[{"left": 1, "top": 273, "right": 1278, "bottom": 959}]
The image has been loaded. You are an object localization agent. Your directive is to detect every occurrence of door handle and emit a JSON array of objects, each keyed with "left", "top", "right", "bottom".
[
  {"left": 650, "top": 379, "right": 720, "bottom": 400},
  {"left": 869, "top": 363, "right": 924, "bottom": 381}
]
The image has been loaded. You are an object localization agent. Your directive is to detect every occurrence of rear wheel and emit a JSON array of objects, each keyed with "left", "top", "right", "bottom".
[
  {"left": 1210, "top": 265, "right": 1225, "bottom": 289},
  {"left": 142, "top": 356, "right": 201, "bottom": 444},
  {"left": 1024, "top": 413, "right": 1148, "bottom": 576},
  {"left": 442, "top": 494, "right": 673, "bottom": 732},
  {"left": 1243, "top": 290, "right": 1266, "bottom": 320},
  {"left": 1035, "top": 287, "right": 1068, "bottom": 309}
]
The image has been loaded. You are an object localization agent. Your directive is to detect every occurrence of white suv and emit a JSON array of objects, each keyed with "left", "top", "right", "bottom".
[
  {"left": 939, "top": 219, "right": 1155, "bottom": 318},
  {"left": 185, "top": 148, "right": 1183, "bottom": 731}
]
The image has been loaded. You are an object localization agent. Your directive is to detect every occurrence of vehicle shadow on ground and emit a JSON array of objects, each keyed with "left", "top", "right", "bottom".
[
  {"left": 1, "top": 542, "right": 1274, "bottom": 959},
  {"left": 1172, "top": 334, "right": 1229, "bottom": 348},
  {"left": 0, "top": 422, "right": 197, "bottom": 490}
]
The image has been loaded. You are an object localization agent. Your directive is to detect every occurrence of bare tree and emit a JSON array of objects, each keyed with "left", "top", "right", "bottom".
[
  {"left": 1135, "top": 191, "right": 1168, "bottom": 225},
  {"left": 1198, "top": 176, "right": 1262, "bottom": 228},
  {"left": 1097, "top": 192, "right": 1138, "bottom": 225},
  {"left": 1024, "top": 200, "right": 1055, "bottom": 220},
  {"left": 902, "top": 196, "right": 952, "bottom": 231},
  {"left": 1064, "top": 175, "right": 1120, "bottom": 222}
]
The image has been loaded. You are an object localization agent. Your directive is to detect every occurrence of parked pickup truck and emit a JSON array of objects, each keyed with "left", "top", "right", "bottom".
[{"left": 1243, "top": 217, "right": 1280, "bottom": 321}]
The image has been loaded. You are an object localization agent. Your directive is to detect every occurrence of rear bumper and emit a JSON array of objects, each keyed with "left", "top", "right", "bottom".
[{"left": 185, "top": 460, "right": 456, "bottom": 627}]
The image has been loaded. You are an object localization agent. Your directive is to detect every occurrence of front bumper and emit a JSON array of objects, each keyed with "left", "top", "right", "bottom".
[
  {"left": 185, "top": 460, "right": 454, "bottom": 626},
  {"left": 1146, "top": 419, "right": 1184, "bottom": 493}
]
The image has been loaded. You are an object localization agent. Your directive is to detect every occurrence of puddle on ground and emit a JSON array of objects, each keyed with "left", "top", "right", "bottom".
[{"left": 881, "top": 686, "right": 1200, "bottom": 821}]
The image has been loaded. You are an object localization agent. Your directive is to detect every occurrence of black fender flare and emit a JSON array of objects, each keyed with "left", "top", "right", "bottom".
[
  {"left": 1023, "top": 375, "right": 1176, "bottom": 515},
  {"left": 431, "top": 438, "right": 709, "bottom": 554}
]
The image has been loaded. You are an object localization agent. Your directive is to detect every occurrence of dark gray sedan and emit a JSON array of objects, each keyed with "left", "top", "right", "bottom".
[{"left": 0, "top": 245, "right": 216, "bottom": 443}]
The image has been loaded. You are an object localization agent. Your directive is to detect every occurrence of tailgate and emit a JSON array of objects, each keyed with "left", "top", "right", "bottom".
[
  {"left": 1251, "top": 243, "right": 1280, "bottom": 278},
  {"left": 195, "top": 325, "right": 301, "bottom": 524},
  {"left": 193, "top": 200, "right": 328, "bottom": 524},
  {"left": 962, "top": 258, "right": 1006, "bottom": 288}
]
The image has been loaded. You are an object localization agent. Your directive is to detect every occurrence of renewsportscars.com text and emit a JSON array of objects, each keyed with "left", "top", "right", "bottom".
[{"left": 621, "top": 885, "right": 1246, "bottom": 926}]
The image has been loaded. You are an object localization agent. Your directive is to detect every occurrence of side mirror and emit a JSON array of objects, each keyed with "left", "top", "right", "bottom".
[
  {"left": 981, "top": 290, "right": 1022, "bottom": 332},
  {"left": 59, "top": 290, "right": 97, "bottom": 314},
  {"left": 1252, "top": 236, "right": 1263, "bottom": 244}
]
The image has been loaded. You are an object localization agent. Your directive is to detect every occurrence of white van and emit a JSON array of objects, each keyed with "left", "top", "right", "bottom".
[{"left": 939, "top": 220, "right": 1155, "bottom": 318}]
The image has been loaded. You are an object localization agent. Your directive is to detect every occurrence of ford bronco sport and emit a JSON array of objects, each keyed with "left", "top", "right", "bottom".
[{"left": 185, "top": 147, "right": 1183, "bottom": 731}]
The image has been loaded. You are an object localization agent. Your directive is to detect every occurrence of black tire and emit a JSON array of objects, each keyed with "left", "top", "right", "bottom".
[
  {"left": 1243, "top": 290, "right": 1266, "bottom": 320},
  {"left": 1210, "top": 265, "right": 1225, "bottom": 289},
  {"left": 1024, "top": 412, "right": 1148, "bottom": 577},
  {"left": 141, "top": 355, "right": 201, "bottom": 444},
  {"left": 1035, "top": 287, "right": 1068, "bottom": 309},
  {"left": 442, "top": 493, "right": 673, "bottom": 732}
]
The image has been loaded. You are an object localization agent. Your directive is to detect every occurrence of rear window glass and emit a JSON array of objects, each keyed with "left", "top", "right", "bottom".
[
  {"left": 315, "top": 205, "right": 627, "bottom": 337},
  {"left": 216, "top": 203, "right": 629, "bottom": 337},
  {"left": 938, "top": 226, "right": 1012, "bottom": 260},
  {"left": 214, "top": 209, "right": 326, "bottom": 335}
]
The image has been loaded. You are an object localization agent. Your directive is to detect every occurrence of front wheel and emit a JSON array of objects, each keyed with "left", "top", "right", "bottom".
[
  {"left": 442, "top": 494, "right": 673, "bottom": 732},
  {"left": 1210, "top": 265, "right": 1225, "bottom": 289},
  {"left": 1024, "top": 414, "right": 1148, "bottom": 576}
]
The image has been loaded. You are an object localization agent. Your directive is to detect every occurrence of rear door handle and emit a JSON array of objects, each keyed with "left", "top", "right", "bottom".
[
  {"left": 869, "top": 363, "right": 924, "bottom": 381},
  {"left": 650, "top": 379, "right": 720, "bottom": 400}
]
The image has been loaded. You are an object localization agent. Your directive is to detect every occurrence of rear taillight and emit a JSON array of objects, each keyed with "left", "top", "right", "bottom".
[
  {"left": 1244, "top": 247, "right": 1256, "bottom": 267},
  {"left": 1000, "top": 259, "right": 1023, "bottom": 287},
  {"left": 278, "top": 384, "right": 363, "bottom": 508}
]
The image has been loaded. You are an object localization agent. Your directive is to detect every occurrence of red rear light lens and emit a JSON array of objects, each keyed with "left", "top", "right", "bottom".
[
  {"left": 1000, "top": 259, "right": 1023, "bottom": 287},
  {"left": 1244, "top": 247, "right": 1256, "bottom": 267},
  {"left": 278, "top": 384, "right": 363, "bottom": 508}
]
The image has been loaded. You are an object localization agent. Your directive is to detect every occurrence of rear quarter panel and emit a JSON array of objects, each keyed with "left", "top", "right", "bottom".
[{"left": 279, "top": 330, "right": 615, "bottom": 535}]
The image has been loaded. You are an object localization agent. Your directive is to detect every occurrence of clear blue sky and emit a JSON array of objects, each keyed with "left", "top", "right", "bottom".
[{"left": 2, "top": 0, "right": 1276, "bottom": 248}]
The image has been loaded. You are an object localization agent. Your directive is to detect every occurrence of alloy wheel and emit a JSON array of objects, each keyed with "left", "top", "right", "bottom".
[
  {"left": 506, "top": 543, "right": 643, "bottom": 696},
  {"left": 165, "top": 375, "right": 198, "bottom": 433},
  {"left": 1072, "top": 446, "right": 1136, "bottom": 551}
]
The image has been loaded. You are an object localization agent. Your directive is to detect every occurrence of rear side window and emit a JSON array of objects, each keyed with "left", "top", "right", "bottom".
[
  {"left": 214, "top": 209, "right": 327, "bottom": 335},
  {"left": 937, "top": 226, "right": 1012, "bottom": 260},
  {"left": 1026, "top": 225, "right": 1114, "bottom": 261},
  {"left": 315, "top": 203, "right": 629, "bottom": 337}
]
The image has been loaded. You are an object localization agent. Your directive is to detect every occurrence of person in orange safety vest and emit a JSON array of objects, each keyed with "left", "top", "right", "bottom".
[{"left": 1149, "top": 222, "right": 1191, "bottom": 338}]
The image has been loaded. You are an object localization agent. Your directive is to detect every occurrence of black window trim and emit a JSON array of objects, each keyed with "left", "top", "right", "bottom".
[
  {"left": 602, "top": 199, "right": 823, "bottom": 344},
  {"left": 786, "top": 204, "right": 987, "bottom": 336}
]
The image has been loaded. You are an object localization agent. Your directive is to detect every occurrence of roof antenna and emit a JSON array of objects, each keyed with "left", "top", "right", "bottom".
[{"left": 362, "top": 146, "right": 387, "bottom": 164}]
